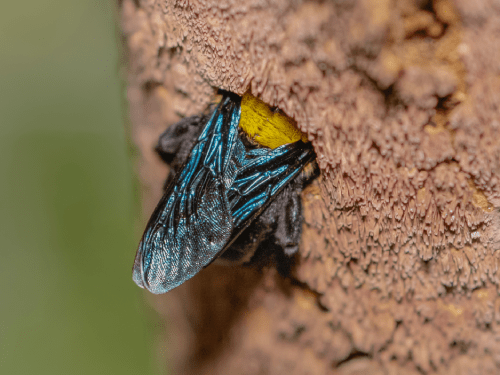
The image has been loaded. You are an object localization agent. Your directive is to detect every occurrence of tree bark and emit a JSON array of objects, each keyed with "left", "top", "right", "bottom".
[{"left": 120, "top": 0, "right": 500, "bottom": 373}]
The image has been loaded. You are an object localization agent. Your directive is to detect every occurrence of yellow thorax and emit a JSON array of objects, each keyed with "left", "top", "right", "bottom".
[{"left": 239, "top": 93, "right": 308, "bottom": 149}]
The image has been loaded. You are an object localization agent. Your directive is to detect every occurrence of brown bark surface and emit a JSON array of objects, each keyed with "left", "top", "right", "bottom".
[{"left": 120, "top": 0, "right": 500, "bottom": 374}]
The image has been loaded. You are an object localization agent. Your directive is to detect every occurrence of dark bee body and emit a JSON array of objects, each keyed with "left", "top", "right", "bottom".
[{"left": 133, "top": 92, "right": 316, "bottom": 294}]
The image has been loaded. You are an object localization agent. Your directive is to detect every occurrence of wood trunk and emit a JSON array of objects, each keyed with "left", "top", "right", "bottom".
[{"left": 119, "top": 0, "right": 500, "bottom": 373}]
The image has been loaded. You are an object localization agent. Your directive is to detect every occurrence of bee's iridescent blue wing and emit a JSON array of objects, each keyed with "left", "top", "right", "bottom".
[
  {"left": 226, "top": 141, "right": 315, "bottom": 247},
  {"left": 133, "top": 95, "right": 242, "bottom": 294},
  {"left": 133, "top": 93, "right": 315, "bottom": 294}
]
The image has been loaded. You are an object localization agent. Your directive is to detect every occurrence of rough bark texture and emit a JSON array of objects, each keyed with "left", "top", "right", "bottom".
[{"left": 120, "top": 0, "right": 500, "bottom": 374}]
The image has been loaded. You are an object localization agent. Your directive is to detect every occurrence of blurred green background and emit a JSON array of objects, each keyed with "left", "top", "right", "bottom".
[{"left": 0, "top": 1, "right": 156, "bottom": 374}]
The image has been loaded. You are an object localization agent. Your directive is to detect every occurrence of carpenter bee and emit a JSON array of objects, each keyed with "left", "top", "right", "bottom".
[{"left": 133, "top": 91, "right": 317, "bottom": 294}]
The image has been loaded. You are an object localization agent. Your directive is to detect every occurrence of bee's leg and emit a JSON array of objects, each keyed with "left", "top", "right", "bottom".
[
  {"left": 155, "top": 115, "right": 207, "bottom": 188},
  {"left": 272, "top": 178, "right": 303, "bottom": 256},
  {"left": 274, "top": 162, "right": 320, "bottom": 255},
  {"left": 156, "top": 115, "right": 207, "bottom": 169}
]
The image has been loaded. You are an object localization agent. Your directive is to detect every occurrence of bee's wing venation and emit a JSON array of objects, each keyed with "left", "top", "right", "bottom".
[
  {"left": 133, "top": 95, "right": 243, "bottom": 294},
  {"left": 229, "top": 141, "right": 315, "bottom": 232}
]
